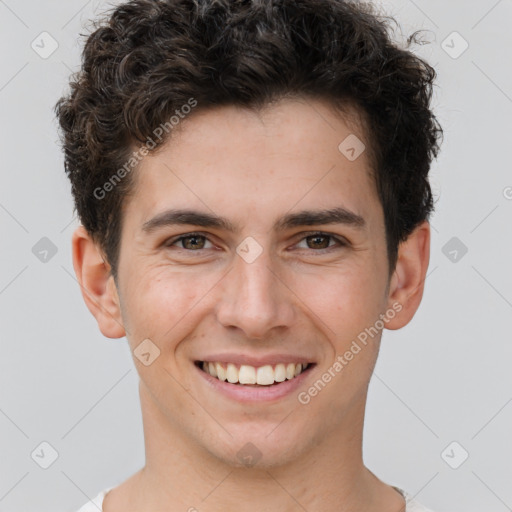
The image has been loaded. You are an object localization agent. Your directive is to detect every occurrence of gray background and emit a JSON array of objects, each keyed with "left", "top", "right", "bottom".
[{"left": 1, "top": 0, "right": 511, "bottom": 511}]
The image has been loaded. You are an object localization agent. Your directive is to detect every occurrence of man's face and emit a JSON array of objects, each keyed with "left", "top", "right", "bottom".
[{"left": 114, "top": 97, "right": 393, "bottom": 467}]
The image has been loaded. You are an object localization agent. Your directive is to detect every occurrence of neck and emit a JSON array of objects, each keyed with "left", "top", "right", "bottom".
[{"left": 116, "top": 381, "right": 404, "bottom": 512}]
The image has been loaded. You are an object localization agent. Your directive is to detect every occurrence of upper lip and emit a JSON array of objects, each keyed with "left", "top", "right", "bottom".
[{"left": 195, "top": 353, "right": 316, "bottom": 367}]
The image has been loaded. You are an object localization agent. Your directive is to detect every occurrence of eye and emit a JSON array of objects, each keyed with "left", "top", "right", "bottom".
[
  {"left": 165, "top": 232, "right": 214, "bottom": 251},
  {"left": 163, "top": 231, "right": 347, "bottom": 254},
  {"left": 294, "top": 232, "right": 347, "bottom": 252}
]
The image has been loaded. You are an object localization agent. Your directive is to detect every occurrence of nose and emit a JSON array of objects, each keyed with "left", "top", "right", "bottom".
[{"left": 215, "top": 246, "right": 295, "bottom": 340}]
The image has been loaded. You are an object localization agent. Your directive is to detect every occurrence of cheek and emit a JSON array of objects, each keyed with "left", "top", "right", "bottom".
[
  {"left": 294, "top": 262, "right": 384, "bottom": 337},
  {"left": 121, "top": 266, "right": 220, "bottom": 348}
]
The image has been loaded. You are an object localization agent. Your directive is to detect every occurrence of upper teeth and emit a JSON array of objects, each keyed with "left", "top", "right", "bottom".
[{"left": 202, "top": 362, "right": 309, "bottom": 385}]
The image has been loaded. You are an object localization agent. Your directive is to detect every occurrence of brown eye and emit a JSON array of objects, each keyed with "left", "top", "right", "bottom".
[
  {"left": 181, "top": 235, "right": 206, "bottom": 250},
  {"left": 294, "top": 232, "right": 346, "bottom": 252},
  {"left": 305, "top": 234, "right": 332, "bottom": 249},
  {"left": 165, "top": 233, "right": 213, "bottom": 251}
]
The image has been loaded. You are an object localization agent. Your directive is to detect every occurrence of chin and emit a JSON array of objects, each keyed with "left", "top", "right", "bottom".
[{"left": 201, "top": 426, "right": 310, "bottom": 470}]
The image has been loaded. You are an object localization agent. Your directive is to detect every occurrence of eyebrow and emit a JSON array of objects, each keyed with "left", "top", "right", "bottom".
[{"left": 141, "top": 207, "right": 366, "bottom": 234}]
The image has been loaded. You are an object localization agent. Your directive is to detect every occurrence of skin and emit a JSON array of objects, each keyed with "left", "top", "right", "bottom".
[{"left": 72, "top": 97, "right": 430, "bottom": 512}]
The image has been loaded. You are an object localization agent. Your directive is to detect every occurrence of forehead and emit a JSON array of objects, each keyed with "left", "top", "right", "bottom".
[{"left": 124, "top": 97, "right": 381, "bottom": 229}]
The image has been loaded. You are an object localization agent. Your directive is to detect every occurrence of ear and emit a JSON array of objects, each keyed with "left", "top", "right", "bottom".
[
  {"left": 71, "top": 225, "right": 126, "bottom": 339},
  {"left": 385, "top": 220, "right": 430, "bottom": 330}
]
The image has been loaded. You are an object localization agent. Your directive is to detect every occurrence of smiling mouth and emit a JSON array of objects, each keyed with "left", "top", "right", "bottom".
[{"left": 194, "top": 360, "right": 315, "bottom": 386}]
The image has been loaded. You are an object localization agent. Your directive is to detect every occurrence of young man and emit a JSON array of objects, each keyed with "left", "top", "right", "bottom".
[{"left": 55, "top": 0, "right": 442, "bottom": 510}]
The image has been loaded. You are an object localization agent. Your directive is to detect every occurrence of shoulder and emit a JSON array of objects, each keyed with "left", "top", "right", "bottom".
[
  {"left": 74, "top": 487, "right": 114, "bottom": 512},
  {"left": 393, "top": 486, "right": 438, "bottom": 512}
]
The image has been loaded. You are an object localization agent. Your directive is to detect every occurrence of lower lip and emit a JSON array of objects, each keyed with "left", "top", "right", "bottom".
[{"left": 194, "top": 362, "right": 315, "bottom": 403}]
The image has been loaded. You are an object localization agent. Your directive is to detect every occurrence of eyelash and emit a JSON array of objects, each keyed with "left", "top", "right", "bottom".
[{"left": 164, "top": 231, "right": 347, "bottom": 254}]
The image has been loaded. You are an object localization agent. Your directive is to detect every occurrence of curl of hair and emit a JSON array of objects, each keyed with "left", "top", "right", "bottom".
[{"left": 55, "top": 0, "right": 443, "bottom": 280}]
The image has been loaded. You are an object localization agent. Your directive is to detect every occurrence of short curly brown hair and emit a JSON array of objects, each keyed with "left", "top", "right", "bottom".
[{"left": 55, "top": 0, "right": 442, "bottom": 282}]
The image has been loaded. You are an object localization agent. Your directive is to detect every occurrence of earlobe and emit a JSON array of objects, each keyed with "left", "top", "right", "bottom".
[
  {"left": 385, "top": 221, "right": 430, "bottom": 330},
  {"left": 71, "top": 225, "right": 126, "bottom": 339}
]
